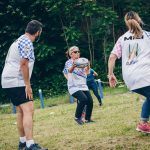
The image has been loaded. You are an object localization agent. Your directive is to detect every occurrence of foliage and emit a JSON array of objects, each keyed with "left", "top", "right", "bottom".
[{"left": 0, "top": 0, "right": 150, "bottom": 102}]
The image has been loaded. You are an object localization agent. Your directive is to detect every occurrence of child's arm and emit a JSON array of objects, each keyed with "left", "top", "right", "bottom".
[{"left": 93, "top": 71, "right": 98, "bottom": 76}]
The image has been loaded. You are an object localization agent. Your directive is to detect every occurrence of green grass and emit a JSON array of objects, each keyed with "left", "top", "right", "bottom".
[{"left": 0, "top": 87, "right": 150, "bottom": 150}]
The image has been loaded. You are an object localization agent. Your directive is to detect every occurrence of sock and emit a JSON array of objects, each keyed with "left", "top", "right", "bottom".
[
  {"left": 26, "top": 140, "right": 34, "bottom": 148},
  {"left": 19, "top": 136, "right": 26, "bottom": 143}
]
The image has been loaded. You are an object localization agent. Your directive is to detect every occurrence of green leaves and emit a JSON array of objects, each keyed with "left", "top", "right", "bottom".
[
  {"left": 61, "top": 26, "right": 82, "bottom": 43},
  {"left": 0, "top": 0, "right": 150, "bottom": 102},
  {"left": 35, "top": 44, "right": 56, "bottom": 61}
]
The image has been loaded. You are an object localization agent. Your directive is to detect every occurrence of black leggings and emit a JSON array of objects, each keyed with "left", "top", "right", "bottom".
[{"left": 72, "top": 90, "right": 93, "bottom": 120}]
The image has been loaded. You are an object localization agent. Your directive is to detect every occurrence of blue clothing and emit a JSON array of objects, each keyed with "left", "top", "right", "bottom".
[
  {"left": 133, "top": 86, "right": 150, "bottom": 122},
  {"left": 86, "top": 68, "right": 102, "bottom": 104},
  {"left": 87, "top": 69, "right": 95, "bottom": 81},
  {"left": 87, "top": 80, "right": 101, "bottom": 101}
]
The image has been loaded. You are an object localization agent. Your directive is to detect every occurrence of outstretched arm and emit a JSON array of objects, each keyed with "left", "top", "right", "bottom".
[{"left": 93, "top": 71, "right": 98, "bottom": 76}]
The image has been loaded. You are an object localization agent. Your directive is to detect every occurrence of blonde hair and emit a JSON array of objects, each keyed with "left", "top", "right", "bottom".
[
  {"left": 65, "top": 50, "right": 70, "bottom": 59},
  {"left": 65, "top": 46, "right": 79, "bottom": 59},
  {"left": 68, "top": 46, "right": 79, "bottom": 55},
  {"left": 125, "top": 11, "right": 144, "bottom": 38}
]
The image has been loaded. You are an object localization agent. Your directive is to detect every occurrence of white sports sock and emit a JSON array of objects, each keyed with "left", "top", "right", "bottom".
[
  {"left": 26, "top": 140, "right": 34, "bottom": 148},
  {"left": 19, "top": 136, "right": 26, "bottom": 143}
]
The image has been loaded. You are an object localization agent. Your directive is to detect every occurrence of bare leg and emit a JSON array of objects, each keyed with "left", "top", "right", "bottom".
[
  {"left": 16, "top": 106, "right": 25, "bottom": 137},
  {"left": 20, "top": 101, "right": 34, "bottom": 140}
]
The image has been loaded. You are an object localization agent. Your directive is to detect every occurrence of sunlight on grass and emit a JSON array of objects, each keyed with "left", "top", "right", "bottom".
[{"left": 0, "top": 87, "right": 150, "bottom": 150}]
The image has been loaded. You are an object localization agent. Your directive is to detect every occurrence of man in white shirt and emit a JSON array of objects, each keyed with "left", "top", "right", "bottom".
[{"left": 1, "top": 20, "right": 47, "bottom": 150}]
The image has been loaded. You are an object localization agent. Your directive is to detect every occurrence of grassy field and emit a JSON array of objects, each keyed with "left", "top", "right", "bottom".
[{"left": 0, "top": 87, "right": 150, "bottom": 150}]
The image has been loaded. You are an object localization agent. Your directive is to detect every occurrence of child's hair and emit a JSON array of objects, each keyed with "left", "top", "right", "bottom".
[{"left": 124, "top": 11, "right": 144, "bottom": 38}]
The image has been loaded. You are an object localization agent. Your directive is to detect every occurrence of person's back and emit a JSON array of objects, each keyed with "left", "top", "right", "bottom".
[
  {"left": 112, "top": 29, "right": 150, "bottom": 90},
  {"left": 108, "top": 11, "right": 150, "bottom": 134}
]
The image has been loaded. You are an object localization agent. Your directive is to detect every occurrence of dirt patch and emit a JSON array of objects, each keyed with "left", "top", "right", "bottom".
[{"left": 71, "top": 135, "right": 150, "bottom": 150}]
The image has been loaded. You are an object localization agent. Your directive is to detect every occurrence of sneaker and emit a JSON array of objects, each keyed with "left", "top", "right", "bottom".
[
  {"left": 99, "top": 102, "right": 102, "bottom": 106},
  {"left": 85, "top": 119, "right": 95, "bottom": 123},
  {"left": 81, "top": 112, "right": 86, "bottom": 120},
  {"left": 136, "top": 122, "right": 150, "bottom": 134},
  {"left": 74, "top": 118, "right": 84, "bottom": 125},
  {"left": 18, "top": 142, "right": 26, "bottom": 150},
  {"left": 25, "top": 143, "right": 48, "bottom": 150}
]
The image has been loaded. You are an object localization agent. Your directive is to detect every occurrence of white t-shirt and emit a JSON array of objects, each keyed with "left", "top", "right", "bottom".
[
  {"left": 63, "top": 59, "right": 88, "bottom": 95},
  {"left": 1, "top": 35, "right": 35, "bottom": 88},
  {"left": 111, "top": 30, "right": 150, "bottom": 90}
]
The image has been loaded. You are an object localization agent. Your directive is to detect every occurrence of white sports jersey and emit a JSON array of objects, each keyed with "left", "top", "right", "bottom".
[
  {"left": 1, "top": 35, "right": 35, "bottom": 88},
  {"left": 63, "top": 59, "right": 88, "bottom": 95},
  {"left": 111, "top": 30, "right": 150, "bottom": 90}
]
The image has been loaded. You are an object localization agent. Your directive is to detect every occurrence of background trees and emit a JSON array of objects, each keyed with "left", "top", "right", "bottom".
[{"left": 0, "top": 0, "right": 150, "bottom": 102}]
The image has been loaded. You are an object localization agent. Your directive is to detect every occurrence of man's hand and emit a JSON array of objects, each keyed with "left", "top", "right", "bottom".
[
  {"left": 25, "top": 85, "right": 33, "bottom": 100},
  {"left": 108, "top": 74, "right": 117, "bottom": 88}
]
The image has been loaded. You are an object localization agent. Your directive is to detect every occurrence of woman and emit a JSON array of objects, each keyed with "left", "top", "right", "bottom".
[
  {"left": 63, "top": 46, "right": 93, "bottom": 125},
  {"left": 108, "top": 11, "right": 150, "bottom": 133}
]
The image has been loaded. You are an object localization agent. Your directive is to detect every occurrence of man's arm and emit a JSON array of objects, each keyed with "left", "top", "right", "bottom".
[{"left": 20, "top": 58, "right": 33, "bottom": 100}]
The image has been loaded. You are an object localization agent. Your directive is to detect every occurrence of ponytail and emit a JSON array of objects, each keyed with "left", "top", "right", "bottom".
[
  {"left": 125, "top": 11, "right": 144, "bottom": 38},
  {"left": 65, "top": 50, "right": 70, "bottom": 59}
]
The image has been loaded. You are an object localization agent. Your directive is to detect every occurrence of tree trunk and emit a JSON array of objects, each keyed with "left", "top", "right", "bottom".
[
  {"left": 112, "top": 0, "right": 116, "bottom": 44},
  {"left": 59, "top": 16, "right": 69, "bottom": 49},
  {"left": 90, "top": 16, "right": 95, "bottom": 64},
  {"left": 103, "top": 35, "right": 108, "bottom": 74},
  {"left": 85, "top": 16, "right": 93, "bottom": 65}
]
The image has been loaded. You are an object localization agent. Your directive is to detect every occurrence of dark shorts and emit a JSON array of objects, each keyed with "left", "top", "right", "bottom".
[{"left": 5, "top": 86, "right": 33, "bottom": 106}]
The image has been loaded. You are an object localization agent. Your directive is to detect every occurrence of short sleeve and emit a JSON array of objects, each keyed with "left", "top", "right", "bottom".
[
  {"left": 91, "top": 69, "right": 94, "bottom": 74},
  {"left": 63, "top": 59, "right": 73, "bottom": 73},
  {"left": 111, "top": 38, "right": 122, "bottom": 59},
  {"left": 65, "top": 60, "right": 73, "bottom": 69},
  {"left": 63, "top": 68, "right": 68, "bottom": 74},
  {"left": 18, "top": 38, "right": 34, "bottom": 61}
]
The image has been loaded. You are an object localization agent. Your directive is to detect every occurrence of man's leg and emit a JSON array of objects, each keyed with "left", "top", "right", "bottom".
[
  {"left": 20, "top": 101, "right": 34, "bottom": 148},
  {"left": 20, "top": 101, "right": 48, "bottom": 150},
  {"left": 20, "top": 101, "right": 34, "bottom": 140},
  {"left": 16, "top": 106, "right": 26, "bottom": 149},
  {"left": 16, "top": 106, "right": 25, "bottom": 137}
]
